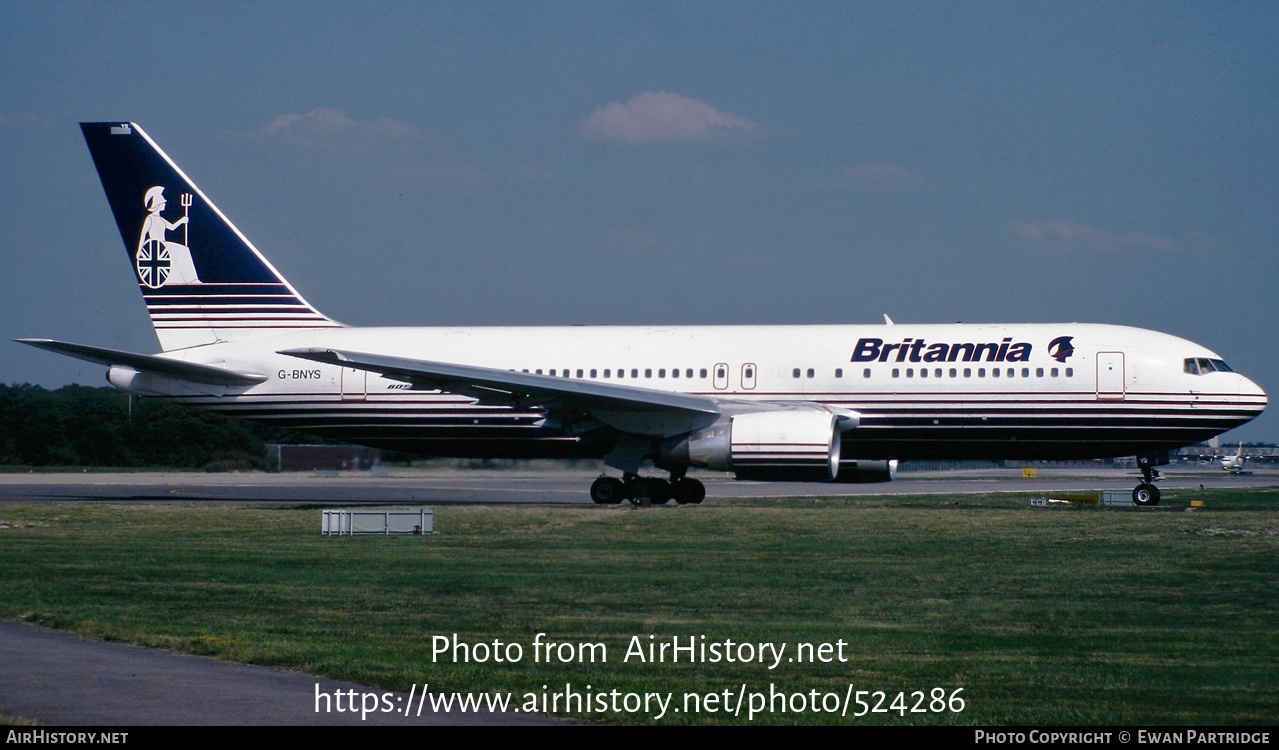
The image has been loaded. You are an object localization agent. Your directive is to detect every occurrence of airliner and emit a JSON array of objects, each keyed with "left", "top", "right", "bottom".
[
  {"left": 1220, "top": 442, "right": 1249, "bottom": 473},
  {"left": 18, "top": 122, "right": 1268, "bottom": 506}
]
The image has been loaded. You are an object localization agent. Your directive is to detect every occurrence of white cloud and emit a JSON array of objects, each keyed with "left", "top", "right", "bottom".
[
  {"left": 830, "top": 163, "right": 934, "bottom": 193},
  {"left": 261, "top": 108, "right": 421, "bottom": 150},
  {"left": 507, "top": 164, "right": 559, "bottom": 184},
  {"left": 580, "top": 92, "right": 760, "bottom": 144},
  {"left": 1009, "top": 219, "right": 1217, "bottom": 253},
  {"left": 381, "top": 161, "right": 495, "bottom": 185},
  {"left": 251, "top": 108, "right": 497, "bottom": 183},
  {"left": 0, "top": 112, "right": 56, "bottom": 130}
]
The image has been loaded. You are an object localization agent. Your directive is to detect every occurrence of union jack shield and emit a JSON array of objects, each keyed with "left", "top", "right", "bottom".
[{"left": 136, "top": 238, "right": 171, "bottom": 288}]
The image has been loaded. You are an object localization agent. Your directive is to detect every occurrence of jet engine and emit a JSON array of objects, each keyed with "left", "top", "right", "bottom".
[{"left": 662, "top": 411, "right": 842, "bottom": 482}]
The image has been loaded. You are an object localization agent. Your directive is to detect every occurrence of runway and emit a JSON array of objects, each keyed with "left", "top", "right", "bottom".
[
  {"left": 0, "top": 620, "right": 558, "bottom": 726},
  {"left": 1, "top": 466, "right": 1276, "bottom": 506}
]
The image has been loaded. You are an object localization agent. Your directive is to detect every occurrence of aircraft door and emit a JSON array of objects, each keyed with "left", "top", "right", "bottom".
[
  {"left": 741, "top": 363, "right": 757, "bottom": 390},
  {"left": 1096, "top": 352, "right": 1125, "bottom": 400},
  {"left": 341, "top": 367, "right": 367, "bottom": 402},
  {"left": 713, "top": 363, "right": 729, "bottom": 390}
]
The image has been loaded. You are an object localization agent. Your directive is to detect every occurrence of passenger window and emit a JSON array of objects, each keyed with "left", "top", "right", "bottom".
[
  {"left": 631, "top": 369, "right": 638, "bottom": 378},
  {"left": 576, "top": 369, "right": 583, "bottom": 378},
  {"left": 793, "top": 368, "right": 801, "bottom": 378},
  {"left": 920, "top": 368, "right": 928, "bottom": 378},
  {"left": 671, "top": 368, "right": 679, "bottom": 378},
  {"left": 1051, "top": 368, "right": 1059, "bottom": 377},
  {"left": 992, "top": 368, "right": 1000, "bottom": 378},
  {"left": 604, "top": 369, "right": 610, "bottom": 378},
  {"left": 892, "top": 369, "right": 900, "bottom": 378},
  {"left": 699, "top": 368, "right": 707, "bottom": 378},
  {"left": 949, "top": 368, "right": 957, "bottom": 378},
  {"left": 549, "top": 369, "right": 556, "bottom": 376},
  {"left": 964, "top": 368, "right": 972, "bottom": 378},
  {"left": 978, "top": 368, "right": 986, "bottom": 378},
  {"left": 658, "top": 369, "right": 665, "bottom": 378},
  {"left": 935, "top": 368, "right": 942, "bottom": 378},
  {"left": 863, "top": 368, "right": 871, "bottom": 378},
  {"left": 1021, "top": 368, "right": 1029, "bottom": 378},
  {"left": 1036, "top": 368, "right": 1044, "bottom": 377},
  {"left": 590, "top": 369, "right": 597, "bottom": 378},
  {"left": 835, "top": 369, "right": 843, "bottom": 378},
  {"left": 1007, "top": 368, "right": 1014, "bottom": 378},
  {"left": 906, "top": 368, "right": 914, "bottom": 378},
  {"left": 645, "top": 369, "right": 652, "bottom": 378},
  {"left": 1065, "top": 368, "right": 1073, "bottom": 377},
  {"left": 806, "top": 368, "right": 814, "bottom": 378}
]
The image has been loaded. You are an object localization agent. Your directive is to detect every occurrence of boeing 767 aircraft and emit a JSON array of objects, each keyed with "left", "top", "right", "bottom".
[{"left": 18, "top": 123, "right": 1268, "bottom": 506}]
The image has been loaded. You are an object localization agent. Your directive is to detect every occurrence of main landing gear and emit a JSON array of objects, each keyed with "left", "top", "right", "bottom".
[
  {"left": 590, "top": 472, "right": 706, "bottom": 506},
  {"left": 1133, "top": 464, "right": 1161, "bottom": 507}
]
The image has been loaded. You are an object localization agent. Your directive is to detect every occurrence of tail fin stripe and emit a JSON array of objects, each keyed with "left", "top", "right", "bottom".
[
  {"left": 154, "top": 322, "right": 340, "bottom": 327},
  {"left": 144, "top": 287, "right": 300, "bottom": 293},
  {"left": 147, "top": 303, "right": 313, "bottom": 310},
  {"left": 146, "top": 297, "right": 312, "bottom": 305},
  {"left": 152, "top": 312, "right": 332, "bottom": 319}
]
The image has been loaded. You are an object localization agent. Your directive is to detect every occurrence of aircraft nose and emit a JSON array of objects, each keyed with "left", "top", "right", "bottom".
[{"left": 1239, "top": 374, "right": 1268, "bottom": 412}]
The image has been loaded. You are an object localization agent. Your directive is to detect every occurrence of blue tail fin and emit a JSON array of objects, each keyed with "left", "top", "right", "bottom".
[{"left": 80, "top": 122, "right": 339, "bottom": 351}]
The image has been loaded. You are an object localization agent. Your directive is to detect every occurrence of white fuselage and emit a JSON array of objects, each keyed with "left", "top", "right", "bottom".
[{"left": 116, "top": 322, "right": 1267, "bottom": 463}]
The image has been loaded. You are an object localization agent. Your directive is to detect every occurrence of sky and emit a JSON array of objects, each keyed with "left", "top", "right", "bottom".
[{"left": 2, "top": 1, "right": 1277, "bottom": 442}]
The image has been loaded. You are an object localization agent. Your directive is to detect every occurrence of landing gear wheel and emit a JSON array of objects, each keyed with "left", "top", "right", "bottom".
[
  {"left": 1132, "top": 483, "right": 1161, "bottom": 507},
  {"left": 590, "top": 476, "right": 625, "bottom": 504},
  {"left": 672, "top": 477, "right": 706, "bottom": 505}
]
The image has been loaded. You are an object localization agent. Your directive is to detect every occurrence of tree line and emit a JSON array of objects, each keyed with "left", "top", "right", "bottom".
[{"left": 0, "top": 383, "right": 320, "bottom": 470}]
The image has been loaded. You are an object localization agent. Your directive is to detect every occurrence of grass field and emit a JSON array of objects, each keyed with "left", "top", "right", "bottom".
[{"left": 1, "top": 490, "right": 1276, "bottom": 725}]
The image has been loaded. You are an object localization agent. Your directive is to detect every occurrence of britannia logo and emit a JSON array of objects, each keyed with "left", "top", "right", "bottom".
[
  {"left": 1048, "top": 336, "right": 1076, "bottom": 363},
  {"left": 135, "top": 186, "right": 202, "bottom": 288}
]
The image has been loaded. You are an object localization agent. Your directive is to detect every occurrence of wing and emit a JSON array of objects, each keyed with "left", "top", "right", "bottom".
[{"left": 280, "top": 347, "right": 724, "bottom": 437}]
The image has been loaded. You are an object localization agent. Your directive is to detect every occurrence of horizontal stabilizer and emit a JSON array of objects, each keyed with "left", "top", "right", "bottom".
[{"left": 16, "top": 339, "right": 268, "bottom": 386}]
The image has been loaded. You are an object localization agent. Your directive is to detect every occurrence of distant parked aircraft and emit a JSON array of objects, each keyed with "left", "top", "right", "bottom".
[{"left": 1220, "top": 442, "right": 1249, "bottom": 473}]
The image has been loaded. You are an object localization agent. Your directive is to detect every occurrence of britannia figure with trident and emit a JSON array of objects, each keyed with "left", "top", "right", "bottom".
[{"left": 136, "top": 186, "right": 202, "bottom": 287}]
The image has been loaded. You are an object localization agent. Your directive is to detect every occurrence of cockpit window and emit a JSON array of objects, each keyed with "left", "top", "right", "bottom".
[{"left": 1185, "top": 357, "right": 1235, "bottom": 375}]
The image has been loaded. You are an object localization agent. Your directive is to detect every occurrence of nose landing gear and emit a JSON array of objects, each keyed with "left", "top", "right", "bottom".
[{"left": 1132, "top": 463, "right": 1161, "bottom": 507}]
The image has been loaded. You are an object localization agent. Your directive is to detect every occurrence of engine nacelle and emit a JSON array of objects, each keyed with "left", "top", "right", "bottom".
[
  {"left": 107, "top": 365, "right": 226, "bottom": 398},
  {"left": 832, "top": 458, "right": 898, "bottom": 483},
  {"left": 664, "top": 411, "right": 842, "bottom": 482}
]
